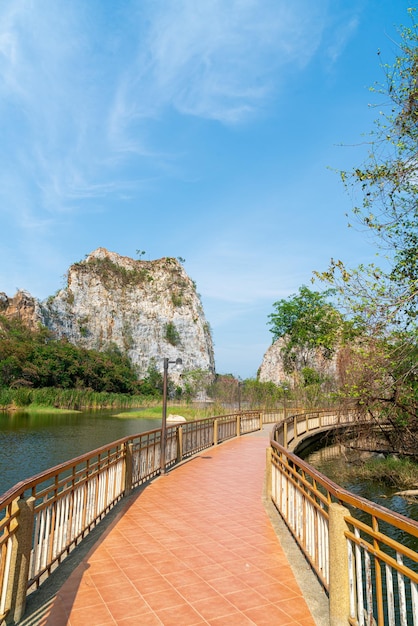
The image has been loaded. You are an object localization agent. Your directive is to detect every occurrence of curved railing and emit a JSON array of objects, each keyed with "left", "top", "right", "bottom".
[
  {"left": 2, "top": 407, "right": 417, "bottom": 625},
  {"left": 271, "top": 407, "right": 373, "bottom": 451},
  {"left": 267, "top": 410, "right": 418, "bottom": 626},
  {"left": 0, "top": 410, "right": 265, "bottom": 624}
]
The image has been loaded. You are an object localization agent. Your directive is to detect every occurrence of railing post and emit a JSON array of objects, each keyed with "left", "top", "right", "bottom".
[
  {"left": 265, "top": 446, "right": 272, "bottom": 500},
  {"left": 124, "top": 443, "right": 133, "bottom": 495},
  {"left": 236, "top": 415, "right": 241, "bottom": 438},
  {"left": 329, "top": 502, "right": 351, "bottom": 626},
  {"left": 213, "top": 419, "right": 218, "bottom": 446},
  {"left": 283, "top": 421, "right": 288, "bottom": 448},
  {"left": 259, "top": 412, "right": 263, "bottom": 431},
  {"left": 177, "top": 426, "right": 183, "bottom": 463},
  {"left": 5, "top": 496, "right": 35, "bottom": 624}
]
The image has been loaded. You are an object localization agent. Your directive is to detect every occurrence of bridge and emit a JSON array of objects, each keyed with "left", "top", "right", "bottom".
[{"left": 0, "top": 409, "right": 417, "bottom": 625}]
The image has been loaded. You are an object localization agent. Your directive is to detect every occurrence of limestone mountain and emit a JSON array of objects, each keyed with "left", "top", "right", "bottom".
[
  {"left": 0, "top": 248, "right": 215, "bottom": 379},
  {"left": 258, "top": 337, "right": 339, "bottom": 387}
]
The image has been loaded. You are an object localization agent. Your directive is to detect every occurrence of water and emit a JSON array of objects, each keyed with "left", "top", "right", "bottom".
[
  {"left": 304, "top": 442, "right": 418, "bottom": 546},
  {"left": 0, "top": 409, "right": 161, "bottom": 497}
]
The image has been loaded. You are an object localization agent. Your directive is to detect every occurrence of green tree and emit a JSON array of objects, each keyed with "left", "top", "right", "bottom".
[
  {"left": 268, "top": 286, "right": 343, "bottom": 371},
  {"left": 0, "top": 315, "right": 140, "bottom": 394},
  {"left": 180, "top": 369, "right": 213, "bottom": 402},
  {"left": 243, "top": 379, "right": 285, "bottom": 409},
  {"left": 138, "top": 363, "right": 164, "bottom": 397}
]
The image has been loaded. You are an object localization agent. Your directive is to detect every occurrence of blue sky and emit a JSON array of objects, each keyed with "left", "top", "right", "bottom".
[{"left": 0, "top": 0, "right": 412, "bottom": 378}]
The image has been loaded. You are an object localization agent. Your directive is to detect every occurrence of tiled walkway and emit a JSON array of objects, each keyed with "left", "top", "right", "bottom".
[{"left": 33, "top": 430, "right": 318, "bottom": 625}]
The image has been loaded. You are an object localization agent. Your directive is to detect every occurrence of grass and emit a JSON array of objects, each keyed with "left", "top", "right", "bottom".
[
  {"left": 318, "top": 453, "right": 418, "bottom": 491},
  {"left": 114, "top": 404, "right": 223, "bottom": 420},
  {"left": 352, "top": 456, "right": 418, "bottom": 490},
  {"left": 0, "top": 387, "right": 159, "bottom": 412},
  {"left": 15, "top": 404, "right": 80, "bottom": 415}
]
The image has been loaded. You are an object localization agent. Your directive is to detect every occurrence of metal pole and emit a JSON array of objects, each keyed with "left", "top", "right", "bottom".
[{"left": 161, "top": 357, "right": 169, "bottom": 474}]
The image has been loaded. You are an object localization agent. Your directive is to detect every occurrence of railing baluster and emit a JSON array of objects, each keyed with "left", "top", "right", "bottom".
[
  {"left": 397, "top": 553, "right": 407, "bottom": 626},
  {"left": 355, "top": 532, "right": 365, "bottom": 626},
  {"left": 269, "top": 409, "right": 418, "bottom": 626},
  {"left": 1, "top": 408, "right": 418, "bottom": 625},
  {"left": 364, "top": 549, "right": 373, "bottom": 624},
  {"left": 411, "top": 581, "right": 418, "bottom": 626},
  {"left": 386, "top": 563, "right": 395, "bottom": 626}
]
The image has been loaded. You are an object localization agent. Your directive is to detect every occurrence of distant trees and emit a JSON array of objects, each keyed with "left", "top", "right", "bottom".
[{"left": 0, "top": 316, "right": 139, "bottom": 394}]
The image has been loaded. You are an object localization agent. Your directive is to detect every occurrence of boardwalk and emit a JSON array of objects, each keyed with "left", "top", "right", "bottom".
[{"left": 22, "top": 428, "right": 325, "bottom": 625}]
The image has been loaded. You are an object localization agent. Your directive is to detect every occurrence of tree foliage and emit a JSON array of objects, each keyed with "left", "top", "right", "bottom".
[
  {"left": 315, "top": 11, "right": 418, "bottom": 455},
  {"left": 0, "top": 316, "right": 140, "bottom": 394},
  {"left": 318, "top": 10, "right": 418, "bottom": 329},
  {"left": 267, "top": 286, "right": 344, "bottom": 370}
]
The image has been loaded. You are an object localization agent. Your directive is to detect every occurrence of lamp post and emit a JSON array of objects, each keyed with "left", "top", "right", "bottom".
[
  {"left": 238, "top": 381, "right": 242, "bottom": 412},
  {"left": 161, "top": 357, "right": 182, "bottom": 474},
  {"left": 282, "top": 384, "right": 289, "bottom": 420}
]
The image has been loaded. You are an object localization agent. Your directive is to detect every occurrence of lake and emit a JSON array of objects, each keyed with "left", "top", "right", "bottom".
[
  {"left": 0, "top": 409, "right": 161, "bottom": 497},
  {"left": 305, "top": 441, "right": 418, "bottom": 551}
]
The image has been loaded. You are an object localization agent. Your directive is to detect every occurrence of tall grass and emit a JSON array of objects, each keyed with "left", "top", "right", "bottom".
[
  {"left": 0, "top": 387, "right": 154, "bottom": 411},
  {"left": 355, "top": 456, "right": 418, "bottom": 490},
  {"left": 0, "top": 388, "right": 13, "bottom": 409}
]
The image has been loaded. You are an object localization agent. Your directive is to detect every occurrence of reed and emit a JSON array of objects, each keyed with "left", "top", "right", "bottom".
[{"left": 0, "top": 387, "right": 154, "bottom": 412}]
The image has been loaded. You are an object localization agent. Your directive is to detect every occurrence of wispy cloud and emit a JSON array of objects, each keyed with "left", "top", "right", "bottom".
[
  {"left": 0, "top": 0, "right": 331, "bottom": 229},
  {"left": 112, "top": 0, "right": 329, "bottom": 127},
  {"left": 0, "top": 3, "right": 144, "bottom": 207},
  {"left": 325, "top": 16, "right": 360, "bottom": 64}
]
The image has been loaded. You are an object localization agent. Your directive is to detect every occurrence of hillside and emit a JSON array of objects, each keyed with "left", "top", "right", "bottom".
[{"left": 0, "top": 248, "right": 215, "bottom": 379}]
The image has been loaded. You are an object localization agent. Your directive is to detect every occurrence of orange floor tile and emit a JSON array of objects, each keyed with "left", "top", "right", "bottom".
[{"left": 37, "top": 430, "right": 317, "bottom": 625}]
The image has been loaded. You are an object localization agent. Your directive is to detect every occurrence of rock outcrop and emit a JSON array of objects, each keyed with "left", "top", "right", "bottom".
[
  {"left": 0, "top": 248, "right": 215, "bottom": 380},
  {"left": 258, "top": 338, "right": 338, "bottom": 387},
  {"left": 0, "top": 290, "right": 43, "bottom": 331}
]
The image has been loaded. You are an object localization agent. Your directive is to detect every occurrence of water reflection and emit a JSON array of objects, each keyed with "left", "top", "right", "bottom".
[{"left": 0, "top": 409, "right": 160, "bottom": 497}]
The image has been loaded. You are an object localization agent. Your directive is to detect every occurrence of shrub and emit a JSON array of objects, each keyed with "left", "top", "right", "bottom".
[{"left": 164, "top": 322, "right": 181, "bottom": 346}]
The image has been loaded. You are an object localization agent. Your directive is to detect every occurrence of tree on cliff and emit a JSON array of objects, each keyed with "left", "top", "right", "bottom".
[
  {"left": 0, "top": 316, "right": 140, "bottom": 394},
  {"left": 316, "top": 10, "right": 418, "bottom": 455},
  {"left": 268, "top": 286, "right": 345, "bottom": 372}
]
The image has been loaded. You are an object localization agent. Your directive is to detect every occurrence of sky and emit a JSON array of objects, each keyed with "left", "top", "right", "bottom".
[{"left": 0, "top": 0, "right": 413, "bottom": 378}]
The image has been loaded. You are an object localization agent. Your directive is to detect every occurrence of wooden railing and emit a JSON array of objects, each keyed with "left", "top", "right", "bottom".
[
  {"left": 267, "top": 410, "right": 418, "bottom": 626},
  {"left": 0, "top": 411, "right": 262, "bottom": 624},
  {"left": 3, "top": 407, "right": 417, "bottom": 625},
  {"left": 272, "top": 407, "right": 364, "bottom": 451}
]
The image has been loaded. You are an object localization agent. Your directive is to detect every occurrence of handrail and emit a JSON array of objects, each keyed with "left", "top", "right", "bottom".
[
  {"left": 0, "top": 410, "right": 262, "bottom": 624},
  {"left": 3, "top": 406, "right": 416, "bottom": 625},
  {"left": 267, "top": 410, "right": 418, "bottom": 626},
  {"left": 271, "top": 407, "right": 370, "bottom": 451}
]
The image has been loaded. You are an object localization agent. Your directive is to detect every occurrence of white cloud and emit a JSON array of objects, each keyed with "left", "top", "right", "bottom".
[
  {"left": 325, "top": 16, "right": 359, "bottom": 64},
  {"left": 0, "top": 0, "right": 331, "bottom": 225},
  {"left": 114, "top": 0, "right": 329, "bottom": 125},
  {"left": 0, "top": 0, "right": 333, "bottom": 235}
]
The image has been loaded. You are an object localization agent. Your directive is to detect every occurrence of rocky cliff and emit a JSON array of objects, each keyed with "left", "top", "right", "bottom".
[
  {"left": 258, "top": 338, "right": 338, "bottom": 387},
  {"left": 0, "top": 248, "right": 215, "bottom": 379}
]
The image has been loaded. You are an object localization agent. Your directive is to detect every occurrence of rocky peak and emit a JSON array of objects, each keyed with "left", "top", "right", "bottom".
[
  {"left": 1, "top": 249, "right": 215, "bottom": 380},
  {"left": 0, "top": 290, "right": 42, "bottom": 331}
]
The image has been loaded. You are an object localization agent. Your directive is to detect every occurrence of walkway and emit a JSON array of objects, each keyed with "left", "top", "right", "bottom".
[{"left": 24, "top": 429, "right": 323, "bottom": 625}]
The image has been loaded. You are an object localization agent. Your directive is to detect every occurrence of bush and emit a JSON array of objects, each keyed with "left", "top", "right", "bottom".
[{"left": 164, "top": 322, "right": 181, "bottom": 346}]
